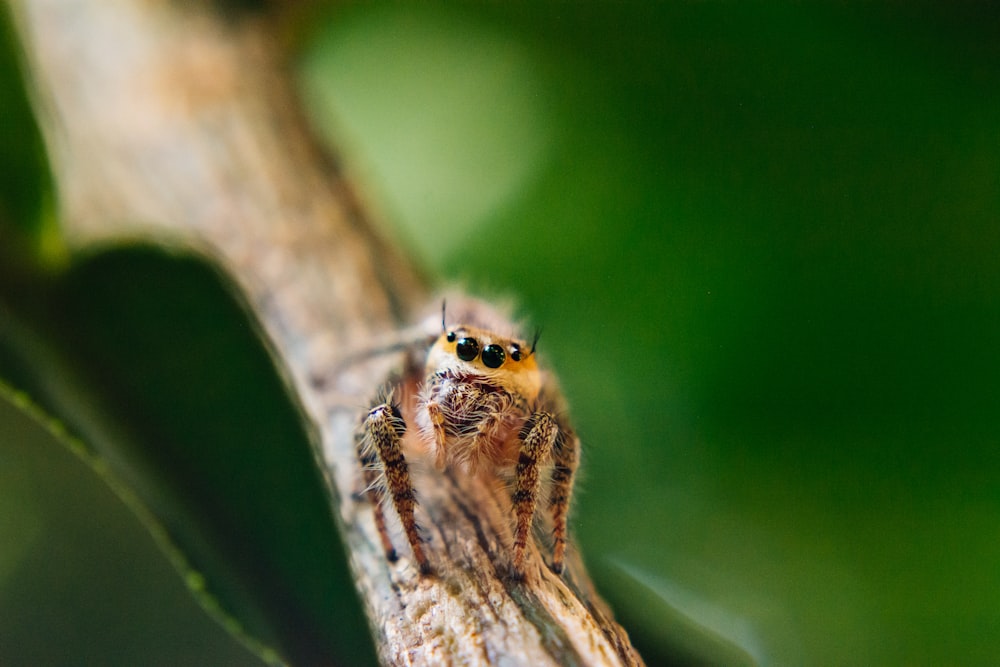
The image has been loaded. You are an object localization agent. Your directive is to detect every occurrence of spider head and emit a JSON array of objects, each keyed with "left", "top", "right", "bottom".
[{"left": 427, "top": 325, "right": 541, "bottom": 401}]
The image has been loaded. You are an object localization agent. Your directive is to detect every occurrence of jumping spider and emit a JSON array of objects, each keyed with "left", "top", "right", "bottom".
[{"left": 355, "top": 298, "right": 580, "bottom": 577}]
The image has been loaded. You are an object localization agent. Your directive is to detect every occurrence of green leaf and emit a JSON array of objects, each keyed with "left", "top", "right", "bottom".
[
  {"left": 0, "top": 244, "right": 376, "bottom": 666},
  {"left": 0, "top": 386, "right": 266, "bottom": 665}
]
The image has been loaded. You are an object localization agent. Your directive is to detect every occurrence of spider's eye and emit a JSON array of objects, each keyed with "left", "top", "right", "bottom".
[
  {"left": 482, "top": 344, "right": 506, "bottom": 369},
  {"left": 446, "top": 331, "right": 456, "bottom": 343},
  {"left": 455, "top": 337, "right": 479, "bottom": 361},
  {"left": 510, "top": 345, "right": 522, "bottom": 362}
]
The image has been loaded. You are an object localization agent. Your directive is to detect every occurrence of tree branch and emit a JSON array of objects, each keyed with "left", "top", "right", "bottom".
[{"left": 12, "top": 1, "right": 644, "bottom": 664}]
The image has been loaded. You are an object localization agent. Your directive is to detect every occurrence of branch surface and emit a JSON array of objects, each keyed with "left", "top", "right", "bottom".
[{"left": 13, "top": 1, "right": 643, "bottom": 664}]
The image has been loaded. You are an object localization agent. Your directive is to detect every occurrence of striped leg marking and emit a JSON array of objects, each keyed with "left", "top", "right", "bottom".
[
  {"left": 363, "top": 402, "right": 430, "bottom": 574},
  {"left": 548, "top": 428, "right": 579, "bottom": 574},
  {"left": 512, "top": 411, "right": 558, "bottom": 576}
]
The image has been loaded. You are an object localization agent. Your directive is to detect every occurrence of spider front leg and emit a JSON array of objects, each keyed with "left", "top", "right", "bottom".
[
  {"left": 360, "top": 400, "right": 431, "bottom": 574},
  {"left": 512, "top": 411, "right": 559, "bottom": 576},
  {"left": 355, "top": 427, "right": 397, "bottom": 562},
  {"left": 424, "top": 400, "right": 449, "bottom": 470},
  {"left": 548, "top": 426, "right": 580, "bottom": 574}
]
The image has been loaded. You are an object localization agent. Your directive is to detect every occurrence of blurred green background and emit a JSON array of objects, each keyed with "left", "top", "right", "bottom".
[
  {"left": 298, "top": 4, "right": 1000, "bottom": 664},
  {"left": 2, "top": 2, "right": 999, "bottom": 665}
]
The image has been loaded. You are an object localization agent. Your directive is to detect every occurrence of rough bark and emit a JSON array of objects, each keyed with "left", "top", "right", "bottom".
[{"left": 12, "top": 1, "right": 644, "bottom": 665}]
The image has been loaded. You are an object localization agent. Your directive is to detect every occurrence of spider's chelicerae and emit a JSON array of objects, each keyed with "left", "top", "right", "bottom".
[{"left": 355, "top": 298, "right": 579, "bottom": 578}]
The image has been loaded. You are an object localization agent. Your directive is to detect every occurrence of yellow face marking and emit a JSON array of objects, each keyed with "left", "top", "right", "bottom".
[{"left": 426, "top": 325, "right": 541, "bottom": 402}]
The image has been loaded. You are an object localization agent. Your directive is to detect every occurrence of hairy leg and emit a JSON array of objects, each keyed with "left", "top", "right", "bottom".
[
  {"left": 425, "top": 401, "right": 448, "bottom": 470},
  {"left": 355, "top": 426, "right": 398, "bottom": 561},
  {"left": 363, "top": 401, "right": 430, "bottom": 574},
  {"left": 511, "top": 411, "right": 558, "bottom": 575},
  {"left": 548, "top": 428, "right": 580, "bottom": 574}
]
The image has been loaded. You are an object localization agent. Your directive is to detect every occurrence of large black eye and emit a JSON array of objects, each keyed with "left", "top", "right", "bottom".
[
  {"left": 456, "top": 337, "right": 479, "bottom": 361},
  {"left": 482, "top": 344, "right": 506, "bottom": 368}
]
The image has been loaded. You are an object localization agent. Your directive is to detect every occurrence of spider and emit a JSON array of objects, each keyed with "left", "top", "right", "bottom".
[{"left": 355, "top": 298, "right": 580, "bottom": 577}]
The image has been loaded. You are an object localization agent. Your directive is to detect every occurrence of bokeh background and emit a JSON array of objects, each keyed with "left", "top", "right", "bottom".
[
  {"left": 298, "top": 4, "right": 1000, "bottom": 664},
  {"left": 2, "top": 3, "right": 999, "bottom": 665}
]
